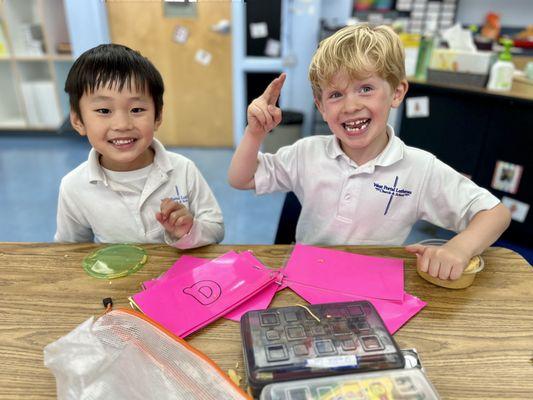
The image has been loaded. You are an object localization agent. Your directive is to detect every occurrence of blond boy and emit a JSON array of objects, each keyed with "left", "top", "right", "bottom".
[{"left": 228, "top": 24, "right": 510, "bottom": 280}]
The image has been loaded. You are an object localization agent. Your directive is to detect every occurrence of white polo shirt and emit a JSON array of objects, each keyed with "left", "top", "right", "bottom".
[
  {"left": 255, "top": 126, "right": 500, "bottom": 245},
  {"left": 55, "top": 139, "right": 224, "bottom": 249}
]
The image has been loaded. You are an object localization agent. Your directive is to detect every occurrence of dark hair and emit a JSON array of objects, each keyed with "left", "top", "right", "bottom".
[{"left": 65, "top": 44, "right": 164, "bottom": 121}]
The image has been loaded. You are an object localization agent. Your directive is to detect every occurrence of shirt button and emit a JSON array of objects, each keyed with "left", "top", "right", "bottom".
[{"left": 344, "top": 194, "right": 351, "bottom": 201}]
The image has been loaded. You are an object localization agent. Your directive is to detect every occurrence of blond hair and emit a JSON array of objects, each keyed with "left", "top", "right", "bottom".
[{"left": 309, "top": 23, "right": 405, "bottom": 98}]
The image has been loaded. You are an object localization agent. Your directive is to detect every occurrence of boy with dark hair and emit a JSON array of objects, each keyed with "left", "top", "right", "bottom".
[{"left": 56, "top": 44, "right": 224, "bottom": 248}]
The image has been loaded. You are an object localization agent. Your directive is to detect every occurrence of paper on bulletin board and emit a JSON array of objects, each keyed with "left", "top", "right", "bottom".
[
  {"left": 406, "top": 96, "right": 429, "bottom": 118},
  {"left": 491, "top": 161, "right": 523, "bottom": 194},
  {"left": 264, "top": 38, "right": 281, "bottom": 57},
  {"left": 173, "top": 25, "right": 189, "bottom": 44},
  {"left": 195, "top": 49, "right": 212, "bottom": 66},
  {"left": 249, "top": 22, "right": 268, "bottom": 39},
  {"left": 211, "top": 19, "right": 231, "bottom": 34},
  {"left": 501, "top": 196, "right": 529, "bottom": 223}
]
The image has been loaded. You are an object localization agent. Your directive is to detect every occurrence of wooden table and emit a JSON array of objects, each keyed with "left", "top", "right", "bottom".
[{"left": 1, "top": 243, "right": 532, "bottom": 399}]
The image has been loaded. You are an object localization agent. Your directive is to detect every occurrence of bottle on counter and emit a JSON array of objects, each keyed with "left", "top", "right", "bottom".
[{"left": 487, "top": 38, "right": 515, "bottom": 91}]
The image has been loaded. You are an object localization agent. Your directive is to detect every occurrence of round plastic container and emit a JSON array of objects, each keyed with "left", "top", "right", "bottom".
[
  {"left": 83, "top": 244, "right": 148, "bottom": 279},
  {"left": 415, "top": 239, "right": 485, "bottom": 289}
]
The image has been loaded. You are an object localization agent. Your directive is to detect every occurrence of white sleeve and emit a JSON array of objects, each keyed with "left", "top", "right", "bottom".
[
  {"left": 417, "top": 157, "right": 500, "bottom": 232},
  {"left": 54, "top": 181, "right": 94, "bottom": 243},
  {"left": 166, "top": 162, "right": 224, "bottom": 249},
  {"left": 254, "top": 142, "right": 300, "bottom": 195}
]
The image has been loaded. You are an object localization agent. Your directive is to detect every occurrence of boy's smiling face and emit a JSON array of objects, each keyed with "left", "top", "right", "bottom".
[
  {"left": 315, "top": 70, "right": 407, "bottom": 165},
  {"left": 70, "top": 82, "right": 162, "bottom": 171}
]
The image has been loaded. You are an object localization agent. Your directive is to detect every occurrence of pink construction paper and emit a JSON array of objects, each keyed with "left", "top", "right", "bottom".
[
  {"left": 132, "top": 252, "right": 277, "bottom": 337},
  {"left": 284, "top": 244, "right": 404, "bottom": 301},
  {"left": 142, "top": 250, "right": 261, "bottom": 288},
  {"left": 224, "top": 281, "right": 279, "bottom": 321},
  {"left": 142, "top": 251, "right": 278, "bottom": 320},
  {"left": 142, "top": 255, "right": 208, "bottom": 290},
  {"left": 222, "top": 251, "right": 280, "bottom": 321},
  {"left": 288, "top": 281, "right": 426, "bottom": 334}
]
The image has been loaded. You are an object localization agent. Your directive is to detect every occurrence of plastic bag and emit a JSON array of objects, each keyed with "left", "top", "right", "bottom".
[{"left": 44, "top": 309, "right": 249, "bottom": 400}]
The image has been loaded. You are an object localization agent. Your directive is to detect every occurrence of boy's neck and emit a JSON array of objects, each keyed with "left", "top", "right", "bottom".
[
  {"left": 99, "top": 147, "right": 155, "bottom": 172},
  {"left": 341, "top": 129, "right": 390, "bottom": 166}
]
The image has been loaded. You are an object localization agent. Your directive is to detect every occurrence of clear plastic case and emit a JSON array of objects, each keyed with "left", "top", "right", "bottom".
[
  {"left": 240, "top": 301, "right": 405, "bottom": 396},
  {"left": 259, "top": 368, "right": 440, "bottom": 400}
]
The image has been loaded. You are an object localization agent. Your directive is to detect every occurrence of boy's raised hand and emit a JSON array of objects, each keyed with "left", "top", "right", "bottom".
[
  {"left": 246, "top": 73, "right": 286, "bottom": 138},
  {"left": 156, "top": 198, "right": 194, "bottom": 240},
  {"left": 405, "top": 242, "right": 471, "bottom": 280}
]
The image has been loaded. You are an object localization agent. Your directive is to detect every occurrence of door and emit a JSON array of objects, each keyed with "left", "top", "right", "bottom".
[{"left": 106, "top": 1, "right": 233, "bottom": 147}]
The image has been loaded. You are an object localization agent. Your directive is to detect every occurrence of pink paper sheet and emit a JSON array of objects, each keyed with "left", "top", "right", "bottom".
[
  {"left": 224, "top": 281, "right": 279, "bottom": 321},
  {"left": 284, "top": 244, "right": 405, "bottom": 301},
  {"left": 132, "top": 252, "right": 277, "bottom": 337},
  {"left": 288, "top": 281, "right": 426, "bottom": 334},
  {"left": 142, "top": 252, "right": 278, "bottom": 321},
  {"left": 142, "top": 255, "right": 208, "bottom": 290},
  {"left": 222, "top": 252, "right": 280, "bottom": 321}
]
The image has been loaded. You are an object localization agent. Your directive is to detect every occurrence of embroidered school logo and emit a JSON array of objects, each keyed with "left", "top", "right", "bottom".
[
  {"left": 373, "top": 176, "right": 412, "bottom": 215},
  {"left": 170, "top": 185, "right": 189, "bottom": 204}
]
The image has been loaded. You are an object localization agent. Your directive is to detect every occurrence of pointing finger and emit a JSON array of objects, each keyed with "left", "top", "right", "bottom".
[{"left": 262, "top": 73, "right": 286, "bottom": 105}]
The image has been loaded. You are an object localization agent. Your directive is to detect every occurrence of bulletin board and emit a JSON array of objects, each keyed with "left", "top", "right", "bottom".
[
  {"left": 106, "top": 1, "right": 233, "bottom": 147},
  {"left": 245, "top": 0, "right": 282, "bottom": 57}
]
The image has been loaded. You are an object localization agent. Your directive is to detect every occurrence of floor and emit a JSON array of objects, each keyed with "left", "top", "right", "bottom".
[{"left": 0, "top": 132, "right": 531, "bottom": 264}]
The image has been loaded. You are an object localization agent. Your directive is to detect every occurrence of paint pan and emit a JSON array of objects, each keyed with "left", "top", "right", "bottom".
[{"left": 415, "top": 239, "right": 485, "bottom": 289}]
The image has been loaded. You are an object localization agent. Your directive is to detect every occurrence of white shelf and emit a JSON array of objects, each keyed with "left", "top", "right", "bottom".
[
  {"left": 0, "top": 0, "right": 73, "bottom": 130},
  {"left": 0, "top": 118, "right": 26, "bottom": 128}
]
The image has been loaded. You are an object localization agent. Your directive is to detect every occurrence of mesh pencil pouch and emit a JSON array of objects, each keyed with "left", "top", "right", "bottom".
[{"left": 44, "top": 308, "right": 250, "bottom": 400}]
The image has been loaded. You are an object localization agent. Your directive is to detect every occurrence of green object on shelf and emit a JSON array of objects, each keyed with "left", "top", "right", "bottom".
[
  {"left": 414, "top": 36, "right": 435, "bottom": 81},
  {"left": 83, "top": 244, "right": 147, "bottom": 279},
  {"left": 498, "top": 38, "right": 513, "bottom": 61}
]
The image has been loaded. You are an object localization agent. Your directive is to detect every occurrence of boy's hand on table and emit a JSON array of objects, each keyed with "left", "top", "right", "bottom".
[
  {"left": 405, "top": 242, "right": 471, "bottom": 280},
  {"left": 246, "top": 73, "right": 286, "bottom": 138},
  {"left": 156, "top": 198, "right": 193, "bottom": 239}
]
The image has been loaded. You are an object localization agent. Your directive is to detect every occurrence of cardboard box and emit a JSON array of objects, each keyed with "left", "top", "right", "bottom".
[{"left": 430, "top": 48, "right": 496, "bottom": 75}]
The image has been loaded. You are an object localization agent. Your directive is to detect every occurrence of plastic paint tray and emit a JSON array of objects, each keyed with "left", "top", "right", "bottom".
[
  {"left": 259, "top": 368, "right": 440, "bottom": 400},
  {"left": 240, "top": 301, "right": 405, "bottom": 396},
  {"left": 415, "top": 239, "right": 485, "bottom": 289},
  {"left": 82, "top": 244, "right": 147, "bottom": 279}
]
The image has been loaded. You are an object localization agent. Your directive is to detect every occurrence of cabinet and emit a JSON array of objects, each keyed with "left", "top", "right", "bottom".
[
  {"left": 0, "top": 0, "right": 72, "bottom": 130},
  {"left": 400, "top": 80, "right": 533, "bottom": 247}
]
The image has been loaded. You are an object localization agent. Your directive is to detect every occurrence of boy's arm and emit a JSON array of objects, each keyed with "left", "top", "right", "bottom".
[
  {"left": 228, "top": 73, "right": 285, "bottom": 190},
  {"left": 54, "top": 182, "right": 94, "bottom": 243},
  {"left": 406, "top": 203, "right": 511, "bottom": 280},
  {"left": 161, "top": 162, "right": 224, "bottom": 250}
]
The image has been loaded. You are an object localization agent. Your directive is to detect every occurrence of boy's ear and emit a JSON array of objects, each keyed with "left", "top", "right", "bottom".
[
  {"left": 391, "top": 79, "right": 409, "bottom": 108},
  {"left": 314, "top": 97, "right": 326, "bottom": 120},
  {"left": 154, "top": 110, "right": 163, "bottom": 131},
  {"left": 70, "top": 110, "right": 87, "bottom": 136}
]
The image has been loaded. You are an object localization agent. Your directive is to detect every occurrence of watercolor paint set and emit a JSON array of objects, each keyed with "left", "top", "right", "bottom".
[{"left": 240, "top": 301, "right": 405, "bottom": 395}]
